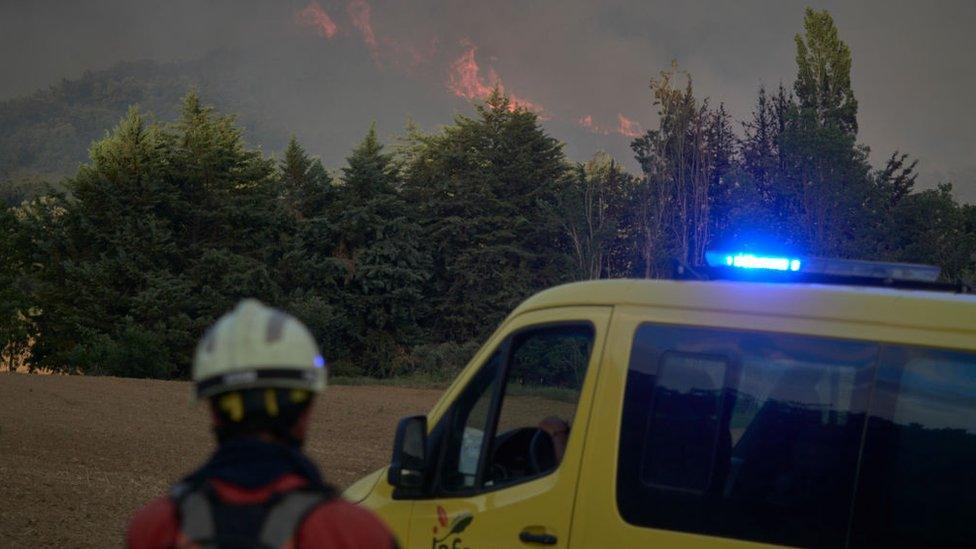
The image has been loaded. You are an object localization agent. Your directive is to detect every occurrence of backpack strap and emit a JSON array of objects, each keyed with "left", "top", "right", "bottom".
[
  {"left": 258, "top": 490, "right": 327, "bottom": 548},
  {"left": 171, "top": 482, "right": 217, "bottom": 545}
]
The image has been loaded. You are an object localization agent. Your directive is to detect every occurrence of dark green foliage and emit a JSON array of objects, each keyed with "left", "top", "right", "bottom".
[
  {"left": 333, "top": 127, "right": 431, "bottom": 376},
  {"left": 553, "top": 153, "right": 640, "bottom": 279},
  {"left": 0, "top": 177, "right": 52, "bottom": 208},
  {"left": 4, "top": 7, "right": 975, "bottom": 379},
  {"left": 65, "top": 321, "right": 171, "bottom": 378},
  {"left": 510, "top": 332, "right": 590, "bottom": 389},
  {"left": 880, "top": 184, "right": 976, "bottom": 281},
  {"left": 403, "top": 91, "right": 572, "bottom": 342},
  {"left": 632, "top": 65, "right": 733, "bottom": 274},
  {"left": 279, "top": 136, "right": 336, "bottom": 220},
  {"left": 22, "top": 94, "right": 287, "bottom": 376},
  {"left": 395, "top": 340, "right": 481, "bottom": 382},
  {"left": 0, "top": 206, "right": 30, "bottom": 368}
]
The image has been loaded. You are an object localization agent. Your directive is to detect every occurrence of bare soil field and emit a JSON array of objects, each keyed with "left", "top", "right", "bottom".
[{"left": 0, "top": 373, "right": 441, "bottom": 548}]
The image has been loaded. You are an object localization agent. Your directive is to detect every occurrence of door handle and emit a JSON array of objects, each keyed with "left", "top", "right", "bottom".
[{"left": 519, "top": 529, "right": 557, "bottom": 545}]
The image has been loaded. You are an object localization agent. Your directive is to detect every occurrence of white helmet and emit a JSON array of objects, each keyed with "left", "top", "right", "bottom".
[{"left": 192, "top": 299, "right": 326, "bottom": 400}]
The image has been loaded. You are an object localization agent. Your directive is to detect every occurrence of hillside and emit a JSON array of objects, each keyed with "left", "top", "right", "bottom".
[
  {"left": 0, "top": 56, "right": 291, "bottom": 202},
  {"left": 0, "top": 42, "right": 637, "bottom": 206}
]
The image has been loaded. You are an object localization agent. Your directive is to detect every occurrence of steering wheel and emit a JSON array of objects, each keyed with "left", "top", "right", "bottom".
[{"left": 528, "top": 428, "right": 556, "bottom": 474}]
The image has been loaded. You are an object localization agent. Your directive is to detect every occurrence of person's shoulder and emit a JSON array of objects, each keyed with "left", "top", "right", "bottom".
[
  {"left": 299, "top": 498, "right": 397, "bottom": 548},
  {"left": 126, "top": 496, "right": 178, "bottom": 549}
]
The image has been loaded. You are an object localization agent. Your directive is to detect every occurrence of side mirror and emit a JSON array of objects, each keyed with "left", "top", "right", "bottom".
[{"left": 388, "top": 415, "right": 428, "bottom": 490}]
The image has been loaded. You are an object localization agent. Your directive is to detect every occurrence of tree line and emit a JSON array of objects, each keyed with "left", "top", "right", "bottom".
[{"left": 1, "top": 8, "right": 974, "bottom": 379}]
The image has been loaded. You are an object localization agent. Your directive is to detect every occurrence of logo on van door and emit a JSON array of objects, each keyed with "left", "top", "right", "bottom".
[{"left": 431, "top": 505, "right": 473, "bottom": 549}]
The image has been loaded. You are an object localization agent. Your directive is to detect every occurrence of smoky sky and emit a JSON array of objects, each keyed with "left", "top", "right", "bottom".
[{"left": 2, "top": 0, "right": 974, "bottom": 201}]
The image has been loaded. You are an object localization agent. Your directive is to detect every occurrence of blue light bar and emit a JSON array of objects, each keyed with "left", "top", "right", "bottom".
[
  {"left": 704, "top": 250, "right": 941, "bottom": 282},
  {"left": 714, "top": 252, "right": 802, "bottom": 272}
]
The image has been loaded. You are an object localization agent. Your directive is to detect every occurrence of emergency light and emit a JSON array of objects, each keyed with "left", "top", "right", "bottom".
[
  {"left": 715, "top": 253, "right": 801, "bottom": 272},
  {"left": 704, "top": 250, "right": 941, "bottom": 283}
]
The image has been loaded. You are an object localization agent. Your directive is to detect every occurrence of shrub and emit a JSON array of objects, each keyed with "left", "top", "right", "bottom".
[
  {"left": 65, "top": 322, "right": 172, "bottom": 378},
  {"left": 397, "top": 340, "right": 480, "bottom": 382}
]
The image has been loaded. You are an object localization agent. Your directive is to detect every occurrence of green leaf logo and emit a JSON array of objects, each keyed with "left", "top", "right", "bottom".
[{"left": 448, "top": 513, "right": 473, "bottom": 535}]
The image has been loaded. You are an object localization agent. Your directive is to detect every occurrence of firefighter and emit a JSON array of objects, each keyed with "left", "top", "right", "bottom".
[{"left": 127, "top": 299, "right": 397, "bottom": 548}]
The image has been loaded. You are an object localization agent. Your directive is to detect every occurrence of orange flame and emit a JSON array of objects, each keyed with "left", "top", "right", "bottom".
[
  {"left": 617, "top": 114, "right": 642, "bottom": 138},
  {"left": 448, "top": 42, "right": 542, "bottom": 112},
  {"left": 347, "top": 0, "right": 379, "bottom": 59},
  {"left": 579, "top": 114, "right": 644, "bottom": 137},
  {"left": 578, "top": 115, "right": 609, "bottom": 135},
  {"left": 296, "top": 1, "right": 338, "bottom": 39},
  {"left": 448, "top": 46, "right": 495, "bottom": 101}
]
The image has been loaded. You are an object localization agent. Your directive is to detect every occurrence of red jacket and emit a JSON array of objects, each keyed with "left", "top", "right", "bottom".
[{"left": 127, "top": 473, "right": 396, "bottom": 549}]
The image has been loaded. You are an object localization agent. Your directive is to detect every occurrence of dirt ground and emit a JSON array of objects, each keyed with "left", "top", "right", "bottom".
[{"left": 0, "top": 373, "right": 441, "bottom": 548}]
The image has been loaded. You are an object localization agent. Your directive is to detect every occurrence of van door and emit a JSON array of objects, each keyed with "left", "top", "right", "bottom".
[{"left": 404, "top": 306, "right": 611, "bottom": 549}]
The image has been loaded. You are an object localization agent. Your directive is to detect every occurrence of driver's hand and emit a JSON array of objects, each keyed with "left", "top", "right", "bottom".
[{"left": 537, "top": 416, "right": 570, "bottom": 463}]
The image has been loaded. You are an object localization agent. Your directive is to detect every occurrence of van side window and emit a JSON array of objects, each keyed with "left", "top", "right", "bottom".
[
  {"left": 490, "top": 324, "right": 594, "bottom": 486},
  {"left": 850, "top": 346, "right": 976, "bottom": 547},
  {"left": 618, "top": 324, "right": 876, "bottom": 548},
  {"left": 434, "top": 323, "right": 595, "bottom": 495},
  {"left": 641, "top": 353, "right": 729, "bottom": 492}
]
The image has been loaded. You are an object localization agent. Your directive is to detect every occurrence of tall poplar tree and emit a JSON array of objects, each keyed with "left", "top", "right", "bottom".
[
  {"left": 794, "top": 8, "right": 858, "bottom": 135},
  {"left": 778, "top": 8, "right": 872, "bottom": 255}
]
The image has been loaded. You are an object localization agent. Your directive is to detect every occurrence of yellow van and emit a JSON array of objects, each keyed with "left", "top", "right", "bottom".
[{"left": 343, "top": 255, "right": 976, "bottom": 548}]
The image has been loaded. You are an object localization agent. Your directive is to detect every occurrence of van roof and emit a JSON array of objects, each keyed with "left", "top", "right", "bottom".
[{"left": 512, "top": 279, "right": 976, "bottom": 338}]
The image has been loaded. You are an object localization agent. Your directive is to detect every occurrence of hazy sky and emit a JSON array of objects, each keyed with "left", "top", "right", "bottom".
[{"left": 2, "top": 0, "right": 974, "bottom": 200}]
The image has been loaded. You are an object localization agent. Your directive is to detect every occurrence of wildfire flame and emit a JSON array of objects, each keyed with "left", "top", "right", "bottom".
[
  {"left": 578, "top": 115, "right": 609, "bottom": 135},
  {"left": 617, "top": 114, "right": 642, "bottom": 138},
  {"left": 296, "top": 1, "right": 338, "bottom": 39},
  {"left": 578, "top": 113, "right": 643, "bottom": 138},
  {"left": 297, "top": 0, "right": 431, "bottom": 69},
  {"left": 448, "top": 42, "right": 542, "bottom": 113},
  {"left": 295, "top": 3, "right": 653, "bottom": 129},
  {"left": 347, "top": 0, "right": 379, "bottom": 59}
]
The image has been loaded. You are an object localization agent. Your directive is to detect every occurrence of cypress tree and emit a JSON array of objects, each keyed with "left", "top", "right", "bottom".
[
  {"left": 334, "top": 127, "right": 429, "bottom": 376},
  {"left": 276, "top": 137, "right": 349, "bottom": 369},
  {"left": 403, "top": 91, "right": 571, "bottom": 342},
  {"left": 25, "top": 93, "right": 288, "bottom": 377}
]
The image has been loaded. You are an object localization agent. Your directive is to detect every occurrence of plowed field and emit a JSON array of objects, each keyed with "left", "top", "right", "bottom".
[{"left": 0, "top": 373, "right": 441, "bottom": 548}]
